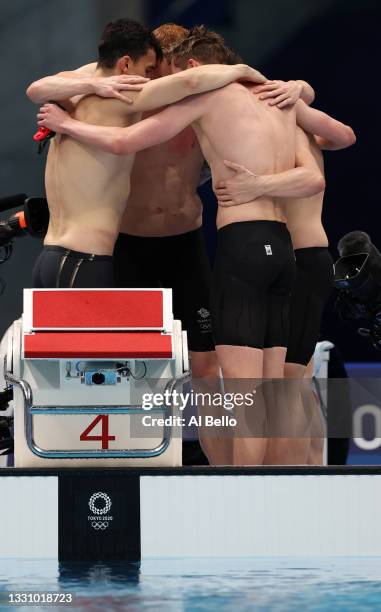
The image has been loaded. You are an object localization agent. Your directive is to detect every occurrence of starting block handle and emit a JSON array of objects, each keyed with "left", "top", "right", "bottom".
[{"left": 5, "top": 368, "right": 191, "bottom": 460}]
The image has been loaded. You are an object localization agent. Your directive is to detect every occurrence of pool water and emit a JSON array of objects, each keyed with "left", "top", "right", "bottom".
[{"left": 1, "top": 557, "right": 381, "bottom": 611}]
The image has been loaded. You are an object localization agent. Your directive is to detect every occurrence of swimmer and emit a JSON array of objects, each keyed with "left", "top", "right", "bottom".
[
  {"left": 214, "top": 116, "right": 356, "bottom": 464},
  {"left": 27, "top": 19, "right": 266, "bottom": 289},
  {"left": 30, "top": 23, "right": 314, "bottom": 465},
  {"left": 37, "top": 27, "right": 338, "bottom": 463}
]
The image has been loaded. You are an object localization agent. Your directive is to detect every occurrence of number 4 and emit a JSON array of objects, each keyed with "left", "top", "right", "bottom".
[{"left": 80, "top": 415, "right": 116, "bottom": 449}]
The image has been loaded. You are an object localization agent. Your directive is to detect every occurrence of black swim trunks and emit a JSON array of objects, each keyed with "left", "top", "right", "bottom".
[
  {"left": 114, "top": 228, "right": 214, "bottom": 352},
  {"left": 286, "top": 247, "right": 334, "bottom": 366},
  {"left": 32, "top": 245, "right": 114, "bottom": 288},
  {"left": 211, "top": 221, "right": 296, "bottom": 349}
]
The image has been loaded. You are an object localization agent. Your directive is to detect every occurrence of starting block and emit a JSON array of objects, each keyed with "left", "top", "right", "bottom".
[{"left": 1, "top": 289, "right": 189, "bottom": 467}]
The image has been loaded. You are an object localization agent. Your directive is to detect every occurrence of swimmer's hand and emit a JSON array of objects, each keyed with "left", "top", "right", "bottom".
[
  {"left": 37, "top": 103, "right": 71, "bottom": 134},
  {"left": 92, "top": 75, "right": 150, "bottom": 103},
  {"left": 214, "top": 160, "right": 264, "bottom": 206},
  {"left": 238, "top": 65, "right": 267, "bottom": 84},
  {"left": 254, "top": 80, "right": 303, "bottom": 108}
]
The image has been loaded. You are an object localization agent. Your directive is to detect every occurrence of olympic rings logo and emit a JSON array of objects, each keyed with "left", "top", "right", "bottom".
[
  {"left": 91, "top": 522, "right": 109, "bottom": 530},
  {"left": 88, "top": 492, "right": 112, "bottom": 515}
]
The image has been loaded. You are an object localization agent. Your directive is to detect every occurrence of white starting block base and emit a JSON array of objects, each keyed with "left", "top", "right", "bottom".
[
  {"left": 0, "top": 467, "right": 380, "bottom": 560},
  {"left": 1, "top": 289, "right": 189, "bottom": 468}
]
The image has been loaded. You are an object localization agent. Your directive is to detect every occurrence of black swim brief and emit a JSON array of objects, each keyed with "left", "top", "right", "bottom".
[
  {"left": 211, "top": 221, "right": 296, "bottom": 349},
  {"left": 32, "top": 245, "right": 114, "bottom": 288}
]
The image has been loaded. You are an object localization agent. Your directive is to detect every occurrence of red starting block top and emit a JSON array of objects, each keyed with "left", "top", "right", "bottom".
[
  {"left": 24, "top": 331, "right": 172, "bottom": 359},
  {"left": 23, "top": 289, "right": 172, "bottom": 331}
]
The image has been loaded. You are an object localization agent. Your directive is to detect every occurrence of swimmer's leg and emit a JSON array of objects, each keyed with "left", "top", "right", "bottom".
[{"left": 212, "top": 289, "right": 267, "bottom": 466}]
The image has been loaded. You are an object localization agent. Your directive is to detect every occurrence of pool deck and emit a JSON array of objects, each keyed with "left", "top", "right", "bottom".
[{"left": 1, "top": 465, "right": 381, "bottom": 561}]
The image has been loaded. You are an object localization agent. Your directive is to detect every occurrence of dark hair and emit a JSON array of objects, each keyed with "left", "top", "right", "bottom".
[
  {"left": 225, "top": 47, "right": 243, "bottom": 65},
  {"left": 98, "top": 19, "right": 163, "bottom": 69},
  {"left": 171, "top": 25, "right": 240, "bottom": 68}
]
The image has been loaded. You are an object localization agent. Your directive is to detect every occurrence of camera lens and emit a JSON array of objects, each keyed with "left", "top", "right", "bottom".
[{"left": 92, "top": 372, "right": 105, "bottom": 385}]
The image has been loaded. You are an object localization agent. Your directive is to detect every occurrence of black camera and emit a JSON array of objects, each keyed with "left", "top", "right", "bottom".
[
  {"left": 0, "top": 193, "right": 49, "bottom": 295},
  {"left": 0, "top": 193, "right": 49, "bottom": 269},
  {"left": 334, "top": 232, "right": 381, "bottom": 349},
  {"left": 0, "top": 194, "right": 49, "bottom": 248}
]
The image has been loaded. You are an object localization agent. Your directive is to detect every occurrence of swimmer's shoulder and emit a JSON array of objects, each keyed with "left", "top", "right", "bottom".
[
  {"left": 209, "top": 81, "right": 251, "bottom": 100},
  {"left": 72, "top": 93, "right": 141, "bottom": 126}
]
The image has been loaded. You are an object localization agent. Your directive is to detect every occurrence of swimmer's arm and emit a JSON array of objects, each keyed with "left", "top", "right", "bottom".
[
  {"left": 38, "top": 95, "right": 207, "bottom": 154},
  {"left": 259, "top": 165, "right": 325, "bottom": 197},
  {"left": 124, "top": 64, "right": 266, "bottom": 112},
  {"left": 297, "top": 80, "right": 315, "bottom": 105},
  {"left": 264, "top": 127, "right": 326, "bottom": 196},
  {"left": 214, "top": 128, "right": 325, "bottom": 205},
  {"left": 26, "top": 63, "right": 148, "bottom": 105},
  {"left": 314, "top": 135, "right": 355, "bottom": 151},
  {"left": 296, "top": 100, "right": 356, "bottom": 149},
  {"left": 26, "top": 64, "right": 98, "bottom": 103},
  {"left": 280, "top": 127, "right": 326, "bottom": 196}
]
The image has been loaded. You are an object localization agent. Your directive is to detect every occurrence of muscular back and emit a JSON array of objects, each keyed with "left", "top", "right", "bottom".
[
  {"left": 193, "top": 83, "right": 297, "bottom": 228},
  {"left": 45, "top": 95, "right": 139, "bottom": 255}
]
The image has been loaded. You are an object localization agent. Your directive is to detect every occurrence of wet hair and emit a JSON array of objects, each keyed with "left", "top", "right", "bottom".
[
  {"left": 98, "top": 18, "right": 163, "bottom": 69},
  {"left": 153, "top": 23, "right": 189, "bottom": 59},
  {"left": 171, "top": 25, "right": 241, "bottom": 68}
]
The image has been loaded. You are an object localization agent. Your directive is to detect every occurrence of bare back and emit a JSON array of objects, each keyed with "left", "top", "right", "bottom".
[
  {"left": 284, "top": 133, "right": 328, "bottom": 249},
  {"left": 45, "top": 96, "right": 140, "bottom": 255},
  {"left": 193, "top": 83, "right": 297, "bottom": 229}
]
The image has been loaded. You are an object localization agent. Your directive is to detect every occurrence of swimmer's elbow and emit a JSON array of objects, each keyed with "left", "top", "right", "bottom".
[
  {"left": 307, "top": 172, "right": 326, "bottom": 196},
  {"left": 110, "top": 136, "right": 128, "bottom": 156},
  {"left": 315, "top": 174, "right": 326, "bottom": 194},
  {"left": 336, "top": 124, "right": 356, "bottom": 149},
  {"left": 26, "top": 82, "right": 43, "bottom": 103},
  {"left": 110, "top": 133, "right": 136, "bottom": 156},
  {"left": 344, "top": 126, "right": 356, "bottom": 147}
]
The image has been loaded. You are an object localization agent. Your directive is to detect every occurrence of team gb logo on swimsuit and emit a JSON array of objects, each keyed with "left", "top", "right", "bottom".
[{"left": 88, "top": 492, "right": 113, "bottom": 531}]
